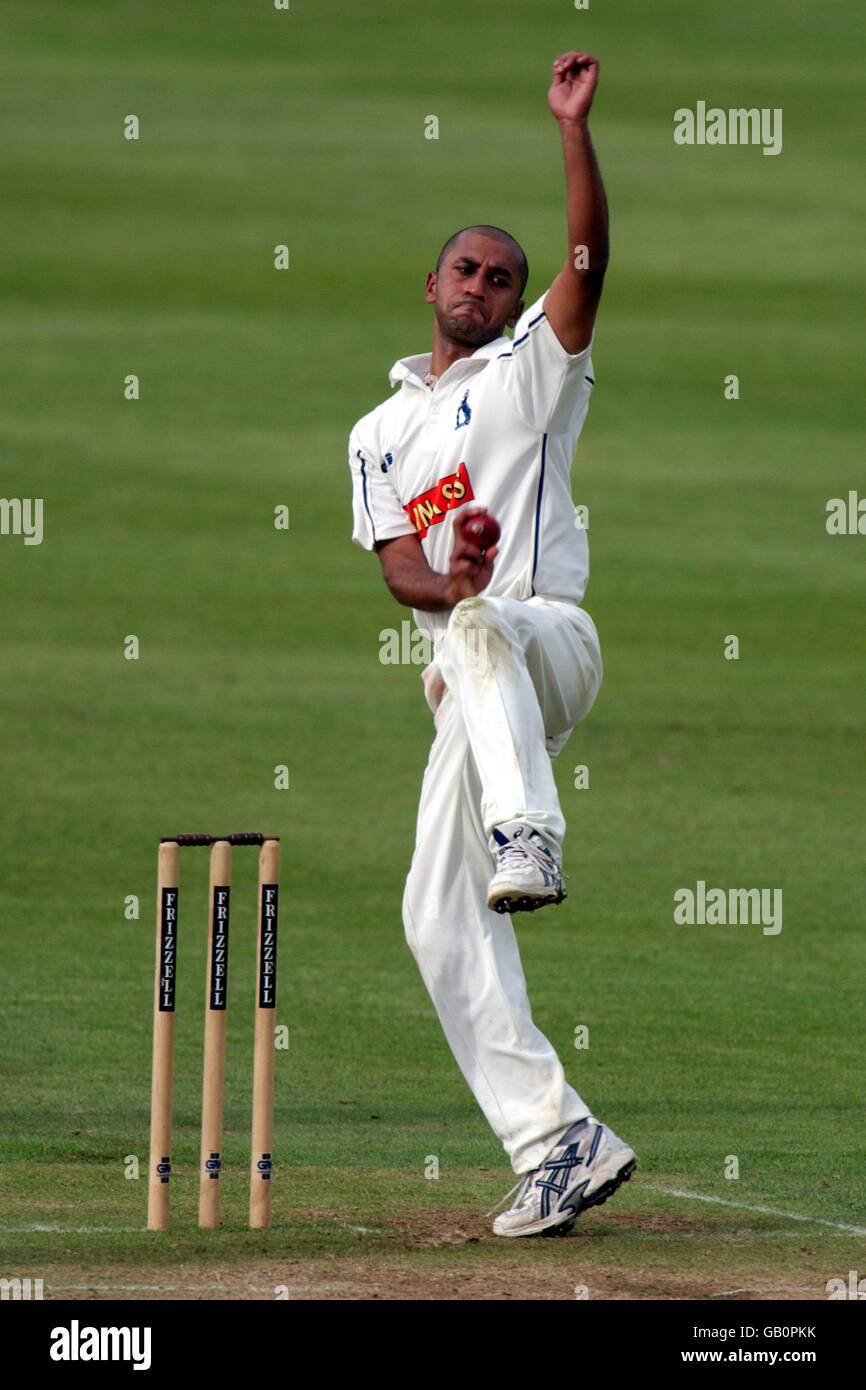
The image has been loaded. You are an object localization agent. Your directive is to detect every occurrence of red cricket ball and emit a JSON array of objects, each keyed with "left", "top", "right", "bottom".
[{"left": 460, "top": 511, "right": 500, "bottom": 550}]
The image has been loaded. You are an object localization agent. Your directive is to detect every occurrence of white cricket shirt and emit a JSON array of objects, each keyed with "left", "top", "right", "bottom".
[{"left": 349, "top": 291, "right": 595, "bottom": 646}]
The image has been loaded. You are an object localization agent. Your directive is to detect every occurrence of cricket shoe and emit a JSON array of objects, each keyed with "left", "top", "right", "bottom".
[
  {"left": 490, "top": 1118, "right": 637, "bottom": 1238},
  {"left": 487, "top": 821, "right": 566, "bottom": 914}
]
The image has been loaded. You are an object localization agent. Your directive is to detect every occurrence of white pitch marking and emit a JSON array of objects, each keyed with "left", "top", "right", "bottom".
[
  {"left": 49, "top": 1284, "right": 187, "bottom": 1292},
  {"left": 712, "top": 1286, "right": 807, "bottom": 1298},
  {"left": 0, "top": 1224, "right": 141, "bottom": 1233},
  {"left": 644, "top": 1185, "right": 866, "bottom": 1237},
  {"left": 3, "top": 1219, "right": 381, "bottom": 1237},
  {"left": 47, "top": 1283, "right": 366, "bottom": 1295}
]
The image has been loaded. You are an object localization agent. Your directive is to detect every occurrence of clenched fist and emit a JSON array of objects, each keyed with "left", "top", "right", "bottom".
[{"left": 548, "top": 51, "right": 599, "bottom": 125}]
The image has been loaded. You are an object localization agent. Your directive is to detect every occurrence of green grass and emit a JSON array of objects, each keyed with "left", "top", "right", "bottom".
[{"left": 0, "top": 0, "right": 863, "bottom": 1300}]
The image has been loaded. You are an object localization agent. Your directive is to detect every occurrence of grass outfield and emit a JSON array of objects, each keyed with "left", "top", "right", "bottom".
[{"left": 0, "top": 0, "right": 863, "bottom": 1302}]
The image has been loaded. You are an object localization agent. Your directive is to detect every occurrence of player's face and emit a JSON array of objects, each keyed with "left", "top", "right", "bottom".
[{"left": 426, "top": 234, "right": 525, "bottom": 348}]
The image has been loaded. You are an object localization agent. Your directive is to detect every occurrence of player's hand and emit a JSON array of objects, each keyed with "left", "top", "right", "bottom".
[
  {"left": 445, "top": 507, "right": 498, "bottom": 606},
  {"left": 548, "top": 51, "right": 599, "bottom": 124}
]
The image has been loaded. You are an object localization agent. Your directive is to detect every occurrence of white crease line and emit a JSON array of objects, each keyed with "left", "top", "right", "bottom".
[
  {"left": 712, "top": 1287, "right": 806, "bottom": 1298},
  {"left": 643, "top": 1185, "right": 866, "bottom": 1237},
  {"left": 0, "top": 1225, "right": 142, "bottom": 1233},
  {"left": 2, "top": 1220, "right": 382, "bottom": 1236},
  {"left": 8, "top": 1191, "right": 862, "bottom": 1243},
  {"left": 48, "top": 1285, "right": 189, "bottom": 1292},
  {"left": 47, "top": 1283, "right": 362, "bottom": 1294}
]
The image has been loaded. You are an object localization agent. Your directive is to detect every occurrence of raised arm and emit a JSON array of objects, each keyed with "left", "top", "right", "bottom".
[
  {"left": 376, "top": 510, "right": 498, "bottom": 612},
  {"left": 543, "top": 51, "right": 609, "bottom": 356}
]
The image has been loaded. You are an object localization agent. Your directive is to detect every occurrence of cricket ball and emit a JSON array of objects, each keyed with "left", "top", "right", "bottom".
[{"left": 460, "top": 511, "right": 500, "bottom": 550}]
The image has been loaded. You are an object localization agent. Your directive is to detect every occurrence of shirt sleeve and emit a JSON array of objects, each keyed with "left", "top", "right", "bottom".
[
  {"left": 348, "top": 421, "right": 416, "bottom": 551},
  {"left": 504, "top": 292, "right": 595, "bottom": 436}
]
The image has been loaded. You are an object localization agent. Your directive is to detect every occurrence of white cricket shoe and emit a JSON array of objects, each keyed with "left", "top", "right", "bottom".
[
  {"left": 490, "top": 1118, "right": 637, "bottom": 1237},
  {"left": 487, "top": 821, "right": 566, "bottom": 914}
]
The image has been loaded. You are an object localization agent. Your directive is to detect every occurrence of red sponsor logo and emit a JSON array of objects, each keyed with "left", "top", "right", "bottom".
[{"left": 405, "top": 462, "right": 474, "bottom": 539}]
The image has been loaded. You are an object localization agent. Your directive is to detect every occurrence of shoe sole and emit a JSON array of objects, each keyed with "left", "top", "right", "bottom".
[
  {"left": 494, "top": 1155, "right": 637, "bottom": 1239},
  {"left": 489, "top": 889, "right": 566, "bottom": 915}
]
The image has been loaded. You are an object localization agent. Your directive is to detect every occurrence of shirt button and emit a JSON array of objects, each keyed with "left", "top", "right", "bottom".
[{"left": 431, "top": 406, "right": 440, "bottom": 415}]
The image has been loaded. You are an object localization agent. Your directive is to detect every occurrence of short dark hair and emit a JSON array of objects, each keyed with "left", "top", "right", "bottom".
[{"left": 436, "top": 225, "right": 529, "bottom": 296}]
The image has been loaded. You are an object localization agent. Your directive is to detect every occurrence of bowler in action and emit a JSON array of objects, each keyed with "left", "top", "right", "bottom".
[{"left": 349, "top": 52, "right": 637, "bottom": 1236}]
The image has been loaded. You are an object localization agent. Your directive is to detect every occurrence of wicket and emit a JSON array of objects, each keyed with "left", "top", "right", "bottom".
[{"left": 147, "top": 833, "right": 280, "bottom": 1231}]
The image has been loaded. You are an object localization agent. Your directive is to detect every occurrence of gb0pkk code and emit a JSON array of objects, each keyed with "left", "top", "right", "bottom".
[{"left": 693, "top": 1327, "right": 816, "bottom": 1340}]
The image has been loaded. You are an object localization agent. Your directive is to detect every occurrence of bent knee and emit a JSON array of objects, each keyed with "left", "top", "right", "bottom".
[
  {"left": 449, "top": 595, "right": 500, "bottom": 634},
  {"left": 443, "top": 597, "right": 512, "bottom": 675}
]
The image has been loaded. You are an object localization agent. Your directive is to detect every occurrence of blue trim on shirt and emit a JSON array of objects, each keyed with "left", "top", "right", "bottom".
[
  {"left": 530, "top": 435, "right": 548, "bottom": 596},
  {"left": 358, "top": 450, "right": 376, "bottom": 541},
  {"left": 511, "top": 311, "right": 547, "bottom": 352},
  {"left": 585, "top": 374, "right": 594, "bottom": 384}
]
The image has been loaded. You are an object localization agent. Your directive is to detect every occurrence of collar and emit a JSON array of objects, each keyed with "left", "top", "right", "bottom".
[{"left": 388, "top": 333, "right": 511, "bottom": 390}]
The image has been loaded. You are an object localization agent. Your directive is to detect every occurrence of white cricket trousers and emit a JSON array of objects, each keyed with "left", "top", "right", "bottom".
[{"left": 402, "top": 594, "right": 603, "bottom": 1174}]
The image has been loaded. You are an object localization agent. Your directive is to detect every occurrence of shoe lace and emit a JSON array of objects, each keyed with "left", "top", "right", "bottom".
[
  {"left": 496, "top": 840, "right": 535, "bottom": 870},
  {"left": 496, "top": 830, "right": 568, "bottom": 882},
  {"left": 484, "top": 1176, "right": 528, "bottom": 1218}
]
